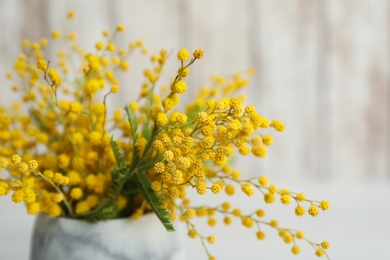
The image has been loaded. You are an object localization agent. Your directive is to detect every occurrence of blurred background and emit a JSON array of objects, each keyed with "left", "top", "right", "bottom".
[{"left": 0, "top": 0, "right": 389, "bottom": 259}]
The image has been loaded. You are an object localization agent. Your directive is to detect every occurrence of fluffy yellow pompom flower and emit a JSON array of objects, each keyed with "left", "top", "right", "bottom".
[
  {"left": 106, "top": 42, "right": 116, "bottom": 52},
  {"left": 11, "top": 154, "right": 22, "bottom": 164},
  {"left": 264, "top": 192, "right": 275, "bottom": 203},
  {"left": 164, "top": 150, "right": 174, "bottom": 161},
  {"left": 37, "top": 60, "right": 47, "bottom": 71},
  {"left": 51, "top": 30, "right": 61, "bottom": 39},
  {"left": 67, "top": 10, "right": 76, "bottom": 18},
  {"left": 256, "top": 231, "right": 265, "bottom": 240},
  {"left": 52, "top": 173, "right": 69, "bottom": 185},
  {"left": 70, "top": 188, "right": 83, "bottom": 200},
  {"left": 156, "top": 112, "right": 168, "bottom": 126},
  {"left": 162, "top": 97, "right": 174, "bottom": 111},
  {"left": 315, "top": 248, "right": 325, "bottom": 257},
  {"left": 184, "top": 208, "right": 195, "bottom": 219},
  {"left": 51, "top": 193, "right": 64, "bottom": 203},
  {"left": 57, "top": 154, "right": 70, "bottom": 168},
  {"left": 262, "top": 134, "right": 273, "bottom": 146},
  {"left": 17, "top": 162, "right": 28, "bottom": 172},
  {"left": 308, "top": 205, "right": 319, "bottom": 217},
  {"left": 232, "top": 208, "right": 241, "bottom": 217},
  {"left": 196, "top": 181, "right": 207, "bottom": 195},
  {"left": 68, "top": 32, "right": 77, "bottom": 40},
  {"left": 225, "top": 184, "right": 235, "bottom": 196},
  {"left": 321, "top": 241, "right": 330, "bottom": 250},
  {"left": 11, "top": 190, "right": 24, "bottom": 203},
  {"left": 231, "top": 170, "right": 240, "bottom": 179},
  {"left": 207, "top": 235, "right": 216, "bottom": 244},
  {"left": 291, "top": 245, "right": 300, "bottom": 255},
  {"left": 245, "top": 105, "right": 256, "bottom": 115},
  {"left": 0, "top": 157, "right": 9, "bottom": 168},
  {"left": 177, "top": 48, "right": 190, "bottom": 61},
  {"left": 193, "top": 48, "right": 204, "bottom": 59},
  {"left": 211, "top": 183, "right": 222, "bottom": 194},
  {"left": 27, "top": 202, "right": 40, "bottom": 215},
  {"left": 197, "top": 111, "right": 208, "bottom": 123},
  {"left": 268, "top": 184, "right": 278, "bottom": 194},
  {"left": 272, "top": 119, "right": 286, "bottom": 132},
  {"left": 258, "top": 176, "right": 268, "bottom": 186},
  {"left": 0, "top": 182, "right": 11, "bottom": 196},
  {"left": 188, "top": 229, "right": 197, "bottom": 238},
  {"left": 27, "top": 160, "right": 38, "bottom": 170},
  {"left": 252, "top": 146, "right": 267, "bottom": 158},
  {"left": 111, "top": 84, "right": 119, "bottom": 93},
  {"left": 178, "top": 67, "right": 189, "bottom": 77},
  {"left": 224, "top": 216, "right": 232, "bottom": 225},
  {"left": 75, "top": 201, "right": 90, "bottom": 214},
  {"left": 256, "top": 209, "right": 265, "bottom": 217},
  {"left": 116, "top": 24, "right": 125, "bottom": 31},
  {"left": 296, "top": 192, "right": 306, "bottom": 202},
  {"left": 280, "top": 195, "right": 291, "bottom": 205},
  {"left": 153, "top": 162, "right": 165, "bottom": 173},
  {"left": 241, "top": 184, "right": 254, "bottom": 196},
  {"left": 221, "top": 202, "right": 230, "bottom": 211},
  {"left": 117, "top": 195, "right": 127, "bottom": 211},
  {"left": 69, "top": 102, "right": 83, "bottom": 114},
  {"left": 296, "top": 231, "right": 304, "bottom": 239},
  {"left": 47, "top": 68, "right": 62, "bottom": 85},
  {"left": 242, "top": 217, "right": 254, "bottom": 228},
  {"left": 168, "top": 187, "right": 180, "bottom": 198},
  {"left": 102, "top": 29, "right": 110, "bottom": 37},
  {"left": 87, "top": 55, "right": 100, "bottom": 69},
  {"left": 95, "top": 41, "right": 104, "bottom": 50},
  {"left": 319, "top": 200, "right": 330, "bottom": 210},
  {"left": 270, "top": 219, "right": 278, "bottom": 228},
  {"left": 295, "top": 205, "right": 305, "bottom": 216},
  {"left": 171, "top": 81, "right": 187, "bottom": 94}
]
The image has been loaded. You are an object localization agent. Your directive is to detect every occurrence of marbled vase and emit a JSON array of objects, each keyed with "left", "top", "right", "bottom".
[{"left": 30, "top": 213, "right": 187, "bottom": 260}]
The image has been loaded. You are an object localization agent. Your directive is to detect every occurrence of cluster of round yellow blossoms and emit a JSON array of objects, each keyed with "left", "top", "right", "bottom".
[{"left": 0, "top": 11, "right": 330, "bottom": 260}]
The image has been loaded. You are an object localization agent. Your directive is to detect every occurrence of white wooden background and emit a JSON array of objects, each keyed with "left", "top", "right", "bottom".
[
  {"left": 1, "top": 1, "right": 390, "bottom": 259},
  {"left": 0, "top": 0, "right": 389, "bottom": 182}
]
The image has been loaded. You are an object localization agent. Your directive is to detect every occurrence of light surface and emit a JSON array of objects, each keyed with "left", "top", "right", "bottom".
[{"left": 1, "top": 181, "right": 389, "bottom": 260}]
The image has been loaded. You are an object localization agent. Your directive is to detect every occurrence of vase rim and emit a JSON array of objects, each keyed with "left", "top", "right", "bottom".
[{"left": 36, "top": 212, "right": 157, "bottom": 224}]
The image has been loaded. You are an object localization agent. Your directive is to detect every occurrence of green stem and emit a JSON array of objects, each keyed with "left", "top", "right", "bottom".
[{"left": 31, "top": 169, "right": 73, "bottom": 215}]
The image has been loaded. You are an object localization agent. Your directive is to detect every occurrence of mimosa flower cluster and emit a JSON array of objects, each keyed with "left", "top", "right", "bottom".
[{"left": 0, "top": 11, "right": 330, "bottom": 259}]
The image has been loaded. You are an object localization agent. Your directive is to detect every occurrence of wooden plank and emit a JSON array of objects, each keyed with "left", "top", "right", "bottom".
[
  {"left": 253, "top": 0, "right": 321, "bottom": 180},
  {"left": 325, "top": 0, "right": 390, "bottom": 181},
  {"left": 1, "top": 0, "right": 390, "bottom": 182},
  {"left": 315, "top": 0, "right": 333, "bottom": 180},
  {"left": 0, "top": 0, "right": 20, "bottom": 102},
  {"left": 95, "top": 0, "right": 182, "bottom": 106},
  {"left": 0, "top": 0, "right": 47, "bottom": 103},
  {"left": 181, "top": 0, "right": 252, "bottom": 98},
  {"left": 180, "top": 0, "right": 254, "bottom": 175},
  {"left": 387, "top": 2, "right": 390, "bottom": 180}
]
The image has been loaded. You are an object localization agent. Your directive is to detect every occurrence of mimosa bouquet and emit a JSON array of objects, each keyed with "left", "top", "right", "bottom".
[{"left": 0, "top": 11, "right": 330, "bottom": 259}]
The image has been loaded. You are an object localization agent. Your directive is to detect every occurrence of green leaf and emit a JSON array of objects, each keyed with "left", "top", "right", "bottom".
[
  {"left": 112, "top": 161, "right": 130, "bottom": 192},
  {"left": 78, "top": 194, "right": 118, "bottom": 223},
  {"left": 110, "top": 136, "right": 124, "bottom": 162},
  {"left": 142, "top": 126, "right": 152, "bottom": 141},
  {"left": 124, "top": 105, "right": 138, "bottom": 143},
  {"left": 110, "top": 138, "right": 131, "bottom": 192},
  {"left": 124, "top": 105, "right": 141, "bottom": 169},
  {"left": 142, "top": 91, "right": 154, "bottom": 134},
  {"left": 110, "top": 138, "right": 130, "bottom": 194},
  {"left": 135, "top": 171, "right": 175, "bottom": 232},
  {"left": 141, "top": 121, "right": 159, "bottom": 158}
]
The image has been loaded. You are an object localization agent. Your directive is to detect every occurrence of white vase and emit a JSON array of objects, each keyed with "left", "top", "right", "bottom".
[{"left": 30, "top": 213, "right": 187, "bottom": 260}]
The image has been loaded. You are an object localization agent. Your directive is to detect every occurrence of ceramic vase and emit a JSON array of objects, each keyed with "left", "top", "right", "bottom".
[{"left": 30, "top": 213, "right": 187, "bottom": 260}]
